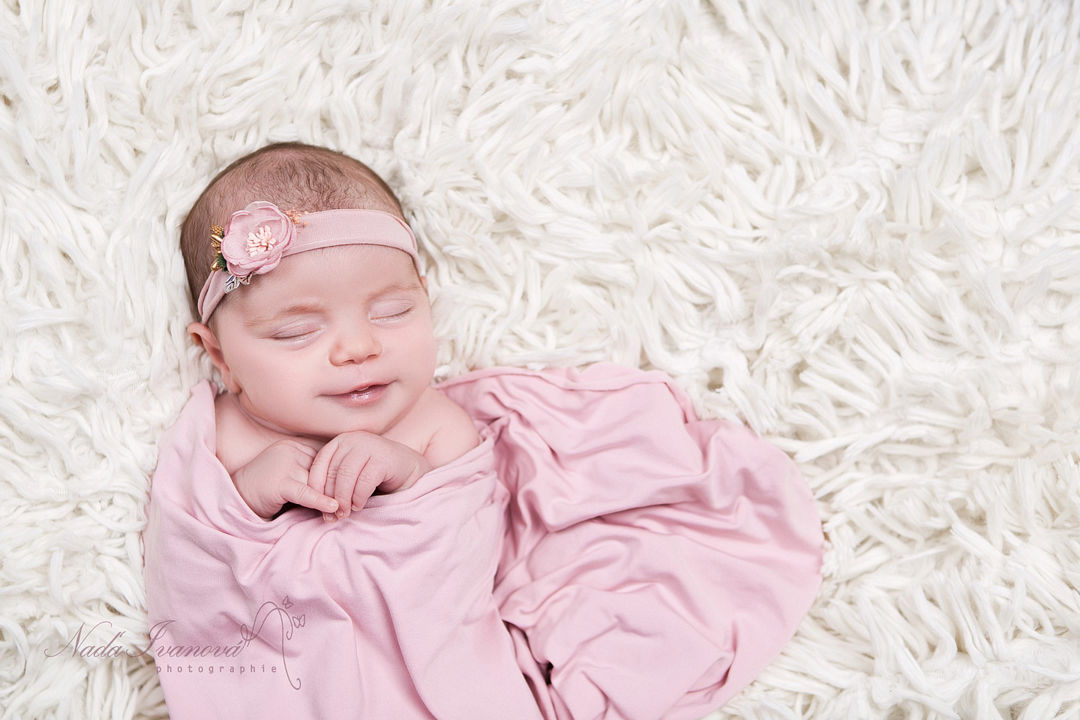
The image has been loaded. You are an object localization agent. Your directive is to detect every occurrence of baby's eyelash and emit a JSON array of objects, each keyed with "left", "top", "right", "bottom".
[
  {"left": 271, "top": 328, "right": 316, "bottom": 340},
  {"left": 373, "top": 307, "right": 412, "bottom": 320}
]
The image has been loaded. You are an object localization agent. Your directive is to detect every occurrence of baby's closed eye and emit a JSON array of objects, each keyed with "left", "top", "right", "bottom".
[
  {"left": 370, "top": 302, "right": 413, "bottom": 321},
  {"left": 271, "top": 324, "right": 320, "bottom": 340}
]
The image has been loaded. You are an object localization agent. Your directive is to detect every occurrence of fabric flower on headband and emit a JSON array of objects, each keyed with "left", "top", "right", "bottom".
[{"left": 210, "top": 201, "right": 298, "bottom": 293}]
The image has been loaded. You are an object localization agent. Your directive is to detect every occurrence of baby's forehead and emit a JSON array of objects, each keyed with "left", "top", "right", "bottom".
[{"left": 235, "top": 245, "right": 421, "bottom": 305}]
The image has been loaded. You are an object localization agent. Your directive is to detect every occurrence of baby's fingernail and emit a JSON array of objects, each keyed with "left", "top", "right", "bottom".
[
  {"left": 323, "top": 512, "right": 336, "bottom": 523},
  {"left": 335, "top": 509, "right": 345, "bottom": 519}
]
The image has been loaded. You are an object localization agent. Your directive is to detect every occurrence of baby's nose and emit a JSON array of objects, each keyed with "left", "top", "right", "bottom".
[{"left": 329, "top": 323, "right": 381, "bottom": 365}]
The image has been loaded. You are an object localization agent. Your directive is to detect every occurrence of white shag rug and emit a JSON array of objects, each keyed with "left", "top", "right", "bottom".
[{"left": 2, "top": 1, "right": 1079, "bottom": 718}]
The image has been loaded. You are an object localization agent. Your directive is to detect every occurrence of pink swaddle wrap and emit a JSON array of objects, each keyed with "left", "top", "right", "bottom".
[{"left": 143, "top": 363, "right": 823, "bottom": 719}]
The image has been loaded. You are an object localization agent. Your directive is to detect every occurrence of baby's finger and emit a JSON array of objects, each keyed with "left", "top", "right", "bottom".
[
  {"left": 349, "top": 458, "right": 386, "bottom": 512},
  {"left": 312, "top": 444, "right": 355, "bottom": 520},
  {"left": 306, "top": 444, "right": 340, "bottom": 522},
  {"left": 280, "top": 480, "right": 339, "bottom": 515},
  {"left": 350, "top": 484, "right": 377, "bottom": 512},
  {"left": 329, "top": 452, "right": 370, "bottom": 520},
  {"left": 290, "top": 441, "right": 318, "bottom": 462},
  {"left": 307, "top": 440, "right": 336, "bottom": 497}
]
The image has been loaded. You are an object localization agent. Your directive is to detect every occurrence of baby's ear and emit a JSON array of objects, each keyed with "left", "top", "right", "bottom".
[
  {"left": 186, "top": 321, "right": 210, "bottom": 350},
  {"left": 186, "top": 321, "right": 221, "bottom": 353},
  {"left": 187, "top": 321, "right": 239, "bottom": 392}
]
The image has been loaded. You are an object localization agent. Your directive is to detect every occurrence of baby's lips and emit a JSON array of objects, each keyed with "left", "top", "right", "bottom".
[{"left": 328, "top": 381, "right": 389, "bottom": 395}]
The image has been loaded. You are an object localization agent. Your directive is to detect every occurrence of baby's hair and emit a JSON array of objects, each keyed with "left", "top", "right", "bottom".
[{"left": 180, "top": 142, "right": 404, "bottom": 314}]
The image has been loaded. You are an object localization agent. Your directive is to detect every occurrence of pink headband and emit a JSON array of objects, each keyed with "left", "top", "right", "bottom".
[{"left": 196, "top": 201, "right": 419, "bottom": 323}]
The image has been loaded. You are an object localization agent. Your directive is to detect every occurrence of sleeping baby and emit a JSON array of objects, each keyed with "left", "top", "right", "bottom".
[
  {"left": 181, "top": 142, "right": 477, "bottom": 521},
  {"left": 144, "top": 141, "right": 824, "bottom": 720}
]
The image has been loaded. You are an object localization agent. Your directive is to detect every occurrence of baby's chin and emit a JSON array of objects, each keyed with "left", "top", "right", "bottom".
[
  {"left": 290, "top": 423, "right": 376, "bottom": 441},
  {"left": 292, "top": 419, "right": 395, "bottom": 442}
]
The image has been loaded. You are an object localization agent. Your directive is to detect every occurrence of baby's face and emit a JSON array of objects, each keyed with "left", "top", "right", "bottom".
[{"left": 208, "top": 245, "right": 437, "bottom": 441}]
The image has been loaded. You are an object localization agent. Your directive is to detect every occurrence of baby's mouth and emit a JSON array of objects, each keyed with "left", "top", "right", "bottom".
[{"left": 329, "top": 383, "right": 389, "bottom": 405}]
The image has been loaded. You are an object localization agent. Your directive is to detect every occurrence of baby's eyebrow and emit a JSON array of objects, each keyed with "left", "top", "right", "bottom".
[
  {"left": 370, "top": 280, "right": 424, "bottom": 297},
  {"left": 244, "top": 301, "right": 324, "bottom": 327}
]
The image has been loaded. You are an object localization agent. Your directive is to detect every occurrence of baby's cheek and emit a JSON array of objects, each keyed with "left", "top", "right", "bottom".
[
  {"left": 417, "top": 334, "right": 439, "bottom": 381},
  {"left": 423, "top": 336, "right": 439, "bottom": 376}
]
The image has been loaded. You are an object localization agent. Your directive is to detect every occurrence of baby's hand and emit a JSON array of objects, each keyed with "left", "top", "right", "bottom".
[
  {"left": 307, "top": 431, "right": 432, "bottom": 521},
  {"left": 232, "top": 439, "right": 339, "bottom": 520}
]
